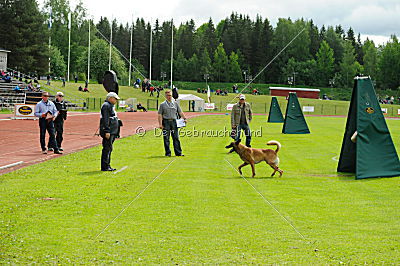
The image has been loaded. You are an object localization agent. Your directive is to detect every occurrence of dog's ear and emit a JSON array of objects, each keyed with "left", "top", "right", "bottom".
[{"left": 235, "top": 139, "right": 241, "bottom": 145}]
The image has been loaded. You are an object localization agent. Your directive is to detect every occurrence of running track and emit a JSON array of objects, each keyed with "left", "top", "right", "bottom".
[{"left": 0, "top": 111, "right": 201, "bottom": 175}]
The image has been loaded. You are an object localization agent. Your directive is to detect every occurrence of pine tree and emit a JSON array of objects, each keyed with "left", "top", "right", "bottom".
[
  {"left": 228, "top": 51, "right": 242, "bottom": 82},
  {"left": 362, "top": 39, "right": 378, "bottom": 79},
  {"left": 324, "top": 27, "right": 345, "bottom": 68},
  {"left": 174, "top": 50, "right": 187, "bottom": 81},
  {"left": 316, "top": 40, "right": 335, "bottom": 86},
  {"left": 309, "top": 20, "right": 321, "bottom": 59},
  {"left": 339, "top": 41, "right": 363, "bottom": 88},
  {"left": 187, "top": 53, "right": 200, "bottom": 81},
  {"left": 199, "top": 48, "right": 212, "bottom": 78},
  {"left": 1, "top": 0, "right": 48, "bottom": 73},
  {"left": 213, "top": 43, "right": 228, "bottom": 82},
  {"left": 378, "top": 36, "right": 400, "bottom": 89}
]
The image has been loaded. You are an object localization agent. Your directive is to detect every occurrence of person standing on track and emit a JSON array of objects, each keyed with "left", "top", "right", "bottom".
[
  {"left": 34, "top": 91, "right": 62, "bottom": 154},
  {"left": 48, "top": 92, "right": 67, "bottom": 151}
]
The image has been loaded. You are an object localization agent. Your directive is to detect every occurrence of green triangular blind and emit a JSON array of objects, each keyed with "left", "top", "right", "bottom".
[{"left": 282, "top": 92, "right": 310, "bottom": 134}]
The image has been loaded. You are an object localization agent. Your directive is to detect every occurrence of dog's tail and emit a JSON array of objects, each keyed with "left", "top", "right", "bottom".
[{"left": 267, "top": 140, "right": 281, "bottom": 153}]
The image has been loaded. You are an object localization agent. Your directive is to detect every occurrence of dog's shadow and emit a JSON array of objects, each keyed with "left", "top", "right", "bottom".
[{"left": 224, "top": 175, "right": 275, "bottom": 180}]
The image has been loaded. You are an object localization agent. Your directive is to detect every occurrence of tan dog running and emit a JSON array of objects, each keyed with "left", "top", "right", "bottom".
[{"left": 225, "top": 139, "right": 283, "bottom": 178}]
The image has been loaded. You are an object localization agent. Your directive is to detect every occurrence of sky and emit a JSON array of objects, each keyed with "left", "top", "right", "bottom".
[{"left": 40, "top": 0, "right": 400, "bottom": 45}]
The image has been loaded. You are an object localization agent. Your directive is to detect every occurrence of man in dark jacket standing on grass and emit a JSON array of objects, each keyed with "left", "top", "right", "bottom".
[{"left": 100, "top": 92, "right": 121, "bottom": 171}]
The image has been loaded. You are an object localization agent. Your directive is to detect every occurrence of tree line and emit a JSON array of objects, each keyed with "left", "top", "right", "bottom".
[{"left": 1, "top": 0, "right": 400, "bottom": 90}]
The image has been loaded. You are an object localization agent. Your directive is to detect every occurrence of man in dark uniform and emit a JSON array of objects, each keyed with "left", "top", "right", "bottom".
[
  {"left": 100, "top": 92, "right": 121, "bottom": 171},
  {"left": 48, "top": 92, "right": 67, "bottom": 151}
]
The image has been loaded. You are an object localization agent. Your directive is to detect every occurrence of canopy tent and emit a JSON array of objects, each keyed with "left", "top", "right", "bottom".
[{"left": 176, "top": 94, "right": 205, "bottom": 112}]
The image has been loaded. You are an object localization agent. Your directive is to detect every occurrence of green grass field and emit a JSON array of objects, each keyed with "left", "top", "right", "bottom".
[
  {"left": 41, "top": 80, "right": 400, "bottom": 116},
  {"left": 1, "top": 115, "right": 400, "bottom": 263}
]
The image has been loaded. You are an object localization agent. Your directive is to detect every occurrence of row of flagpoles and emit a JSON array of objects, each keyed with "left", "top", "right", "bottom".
[{"left": 47, "top": 10, "right": 177, "bottom": 90}]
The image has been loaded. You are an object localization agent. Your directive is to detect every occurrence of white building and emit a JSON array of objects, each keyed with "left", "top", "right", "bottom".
[{"left": 0, "top": 48, "right": 11, "bottom": 71}]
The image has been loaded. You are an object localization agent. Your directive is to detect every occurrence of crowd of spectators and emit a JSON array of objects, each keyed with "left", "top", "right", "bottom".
[{"left": 378, "top": 95, "right": 397, "bottom": 105}]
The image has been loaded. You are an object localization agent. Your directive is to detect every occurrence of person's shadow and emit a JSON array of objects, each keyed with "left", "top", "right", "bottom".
[{"left": 78, "top": 171, "right": 103, "bottom": 176}]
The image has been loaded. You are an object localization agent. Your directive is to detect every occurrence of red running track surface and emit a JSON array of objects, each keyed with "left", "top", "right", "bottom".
[{"left": 0, "top": 111, "right": 202, "bottom": 175}]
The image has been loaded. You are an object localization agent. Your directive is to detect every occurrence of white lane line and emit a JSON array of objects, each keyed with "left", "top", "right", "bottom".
[
  {"left": 0, "top": 161, "right": 24, "bottom": 170},
  {"left": 95, "top": 158, "right": 176, "bottom": 239},
  {"left": 225, "top": 158, "right": 306, "bottom": 240},
  {"left": 114, "top": 166, "right": 128, "bottom": 174}
]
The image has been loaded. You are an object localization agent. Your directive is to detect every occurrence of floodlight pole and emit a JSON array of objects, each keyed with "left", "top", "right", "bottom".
[
  {"left": 149, "top": 19, "right": 153, "bottom": 83},
  {"left": 87, "top": 19, "right": 91, "bottom": 84},
  {"left": 109, "top": 16, "right": 113, "bottom": 71},
  {"left": 170, "top": 19, "right": 174, "bottom": 89},
  {"left": 128, "top": 16, "right": 133, "bottom": 86}
]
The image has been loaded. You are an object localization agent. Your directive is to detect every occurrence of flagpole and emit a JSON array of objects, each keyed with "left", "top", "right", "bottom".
[
  {"left": 87, "top": 19, "right": 91, "bottom": 84},
  {"left": 149, "top": 19, "right": 153, "bottom": 83},
  {"left": 128, "top": 15, "right": 133, "bottom": 86},
  {"left": 67, "top": 13, "right": 71, "bottom": 82},
  {"left": 170, "top": 19, "right": 173, "bottom": 89},
  {"left": 109, "top": 16, "right": 113, "bottom": 71},
  {"left": 48, "top": 7, "right": 52, "bottom": 74}
]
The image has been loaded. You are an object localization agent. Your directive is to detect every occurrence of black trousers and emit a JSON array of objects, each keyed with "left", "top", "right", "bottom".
[
  {"left": 101, "top": 135, "right": 116, "bottom": 170},
  {"left": 162, "top": 119, "right": 182, "bottom": 156},
  {"left": 39, "top": 118, "right": 58, "bottom": 151},
  {"left": 48, "top": 119, "right": 64, "bottom": 148}
]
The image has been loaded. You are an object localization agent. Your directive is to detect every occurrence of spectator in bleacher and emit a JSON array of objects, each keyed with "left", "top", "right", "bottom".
[
  {"left": 34, "top": 91, "right": 62, "bottom": 154},
  {"left": 27, "top": 82, "right": 34, "bottom": 91},
  {"left": 48, "top": 92, "right": 67, "bottom": 152}
]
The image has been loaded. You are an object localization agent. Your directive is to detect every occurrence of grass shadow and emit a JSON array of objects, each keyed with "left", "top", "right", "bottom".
[{"left": 336, "top": 173, "right": 356, "bottom": 181}]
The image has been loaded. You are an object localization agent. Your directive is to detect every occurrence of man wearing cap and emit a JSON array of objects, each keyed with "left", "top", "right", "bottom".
[
  {"left": 100, "top": 92, "right": 121, "bottom": 171},
  {"left": 34, "top": 91, "right": 62, "bottom": 154},
  {"left": 48, "top": 92, "right": 67, "bottom": 151},
  {"left": 158, "top": 89, "right": 187, "bottom": 157},
  {"left": 231, "top": 94, "right": 253, "bottom": 148}
]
